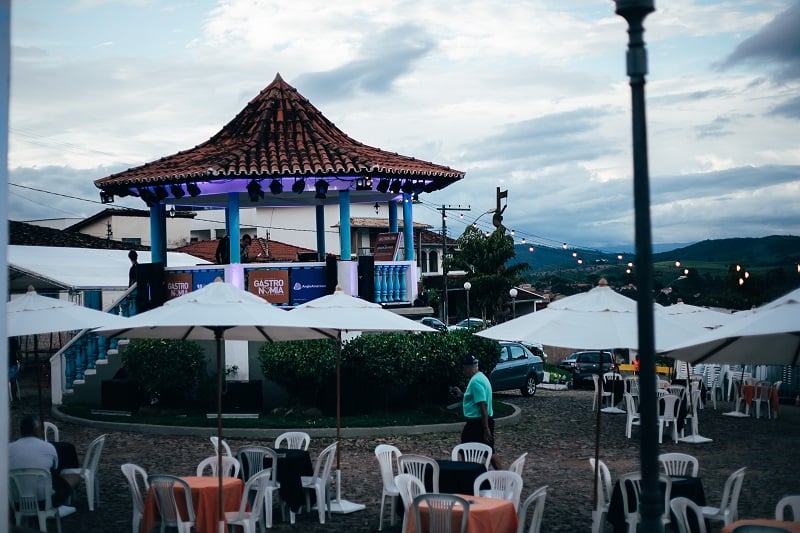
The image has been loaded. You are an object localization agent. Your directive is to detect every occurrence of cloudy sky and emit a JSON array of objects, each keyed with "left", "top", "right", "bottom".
[{"left": 8, "top": 0, "right": 800, "bottom": 251}]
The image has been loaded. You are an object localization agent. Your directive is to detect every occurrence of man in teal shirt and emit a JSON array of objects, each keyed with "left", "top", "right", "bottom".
[{"left": 452, "top": 355, "right": 502, "bottom": 469}]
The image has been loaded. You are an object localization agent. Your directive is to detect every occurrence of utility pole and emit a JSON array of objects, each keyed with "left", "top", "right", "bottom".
[{"left": 437, "top": 204, "right": 470, "bottom": 326}]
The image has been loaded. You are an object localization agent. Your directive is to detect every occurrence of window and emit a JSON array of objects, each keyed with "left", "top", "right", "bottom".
[
  {"left": 428, "top": 250, "right": 438, "bottom": 273},
  {"left": 420, "top": 251, "right": 428, "bottom": 273},
  {"left": 121, "top": 237, "right": 141, "bottom": 245},
  {"left": 508, "top": 344, "right": 527, "bottom": 360}
]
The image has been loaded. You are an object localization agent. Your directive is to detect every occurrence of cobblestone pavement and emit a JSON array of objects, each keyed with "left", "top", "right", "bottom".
[{"left": 9, "top": 374, "right": 800, "bottom": 532}]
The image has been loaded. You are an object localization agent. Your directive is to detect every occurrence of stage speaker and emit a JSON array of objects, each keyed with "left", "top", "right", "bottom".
[
  {"left": 135, "top": 262, "right": 166, "bottom": 312},
  {"left": 357, "top": 255, "right": 375, "bottom": 302},
  {"left": 325, "top": 256, "right": 338, "bottom": 293}
]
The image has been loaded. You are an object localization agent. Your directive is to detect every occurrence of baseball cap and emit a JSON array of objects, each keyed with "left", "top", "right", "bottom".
[{"left": 460, "top": 355, "right": 479, "bottom": 366}]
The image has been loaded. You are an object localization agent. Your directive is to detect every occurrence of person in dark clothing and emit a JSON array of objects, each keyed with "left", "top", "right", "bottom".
[
  {"left": 215, "top": 235, "right": 230, "bottom": 264},
  {"left": 8, "top": 336, "right": 20, "bottom": 403},
  {"left": 128, "top": 250, "right": 139, "bottom": 287}
]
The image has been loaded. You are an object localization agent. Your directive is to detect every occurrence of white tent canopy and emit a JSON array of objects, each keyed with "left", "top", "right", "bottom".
[{"left": 8, "top": 245, "right": 210, "bottom": 292}]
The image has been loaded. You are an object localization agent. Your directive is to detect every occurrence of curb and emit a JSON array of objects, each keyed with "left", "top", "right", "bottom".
[{"left": 52, "top": 403, "right": 522, "bottom": 439}]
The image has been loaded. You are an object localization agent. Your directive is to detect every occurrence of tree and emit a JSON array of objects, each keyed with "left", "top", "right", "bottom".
[{"left": 446, "top": 225, "right": 529, "bottom": 323}]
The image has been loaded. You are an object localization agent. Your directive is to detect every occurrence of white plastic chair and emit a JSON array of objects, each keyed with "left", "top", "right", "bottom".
[
  {"left": 147, "top": 474, "right": 196, "bottom": 533},
  {"left": 624, "top": 393, "right": 641, "bottom": 439},
  {"left": 301, "top": 441, "right": 337, "bottom": 524},
  {"left": 618, "top": 471, "right": 672, "bottom": 531},
  {"left": 667, "top": 384, "right": 687, "bottom": 401},
  {"left": 701, "top": 467, "right": 746, "bottom": 526},
  {"left": 9, "top": 468, "right": 62, "bottom": 533},
  {"left": 237, "top": 446, "right": 281, "bottom": 528},
  {"left": 196, "top": 455, "right": 240, "bottom": 478},
  {"left": 624, "top": 377, "right": 640, "bottom": 410},
  {"left": 413, "top": 493, "right": 469, "bottom": 533},
  {"left": 374, "top": 444, "right": 402, "bottom": 530},
  {"left": 395, "top": 473, "right": 426, "bottom": 533},
  {"left": 517, "top": 485, "right": 548, "bottom": 533},
  {"left": 400, "top": 454, "right": 440, "bottom": 494},
  {"left": 658, "top": 394, "right": 681, "bottom": 443},
  {"left": 61, "top": 433, "right": 106, "bottom": 511},
  {"left": 775, "top": 494, "right": 800, "bottom": 521},
  {"left": 451, "top": 442, "right": 492, "bottom": 469},
  {"left": 209, "top": 436, "right": 233, "bottom": 456},
  {"left": 658, "top": 452, "right": 699, "bottom": 477},
  {"left": 43, "top": 421, "right": 60, "bottom": 443},
  {"left": 670, "top": 496, "right": 707, "bottom": 533},
  {"left": 473, "top": 470, "right": 523, "bottom": 510},
  {"left": 602, "top": 372, "right": 622, "bottom": 408},
  {"left": 120, "top": 463, "right": 149, "bottom": 533},
  {"left": 508, "top": 452, "right": 528, "bottom": 477},
  {"left": 752, "top": 381, "right": 773, "bottom": 419},
  {"left": 275, "top": 431, "right": 311, "bottom": 451},
  {"left": 588, "top": 458, "right": 612, "bottom": 533},
  {"left": 225, "top": 469, "right": 271, "bottom": 533}
]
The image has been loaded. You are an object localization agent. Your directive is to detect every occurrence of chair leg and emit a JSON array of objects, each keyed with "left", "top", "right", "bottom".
[
  {"left": 389, "top": 494, "right": 396, "bottom": 526},
  {"left": 316, "top": 485, "right": 326, "bottom": 524},
  {"left": 378, "top": 493, "right": 386, "bottom": 530},
  {"left": 86, "top": 475, "right": 95, "bottom": 511},
  {"left": 263, "top": 491, "right": 273, "bottom": 529}
]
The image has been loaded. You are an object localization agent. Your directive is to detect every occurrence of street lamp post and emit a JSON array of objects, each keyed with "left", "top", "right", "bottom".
[
  {"left": 464, "top": 281, "right": 471, "bottom": 320},
  {"left": 614, "top": 1, "right": 661, "bottom": 531},
  {"left": 509, "top": 288, "right": 518, "bottom": 319}
]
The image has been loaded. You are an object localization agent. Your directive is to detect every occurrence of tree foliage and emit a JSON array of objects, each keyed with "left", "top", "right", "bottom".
[{"left": 122, "top": 339, "right": 207, "bottom": 408}]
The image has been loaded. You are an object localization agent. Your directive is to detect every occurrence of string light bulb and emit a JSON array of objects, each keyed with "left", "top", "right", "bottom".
[
  {"left": 529, "top": 246, "right": 534, "bottom": 252},
  {"left": 521, "top": 238, "right": 526, "bottom": 244}
]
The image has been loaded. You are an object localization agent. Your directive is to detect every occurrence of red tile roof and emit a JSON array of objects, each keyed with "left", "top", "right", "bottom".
[
  {"left": 96, "top": 74, "right": 463, "bottom": 194},
  {"left": 176, "top": 237, "right": 314, "bottom": 263}
]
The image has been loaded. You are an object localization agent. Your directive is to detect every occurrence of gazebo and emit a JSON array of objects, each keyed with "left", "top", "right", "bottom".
[{"left": 94, "top": 73, "right": 463, "bottom": 303}]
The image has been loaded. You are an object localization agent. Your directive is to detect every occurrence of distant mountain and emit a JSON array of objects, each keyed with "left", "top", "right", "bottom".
[
  {"left": 652, "top": 235, "right": 800, "bottom": 268},
  {"left": 610, "top": 242, "right": 694, "bottom": 254}
]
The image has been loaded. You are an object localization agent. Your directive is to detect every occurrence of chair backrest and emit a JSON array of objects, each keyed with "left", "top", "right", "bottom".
[
  {"left": 773, "top": 381, "right": 782, "bottom": 393},
  {"left": 624, "top": 392, "right": 639, "bottom": 415},
  {"left": 667, "top": 385, "right": 687, "bottom": 399},
  {"left": 82, "top": 434, "right": 107, "bottom": 474},
  {"left": 775, "top": 494, "right": 800, "bottom": 521},
  {"left": 121, "top": 463, "right": 149, "bottom": 515},
  {"left": 660, "top": 394, "right": 681, "bottom": 420},
  {"left": 9, "top": 468, "right": 54, "bottom": 515},
  {"left": 237, "top": 445, "right": 277, "bottom": 482},
  {"left": 518, "top": 485, "right": 548, "bottom": 533},
  {"left": 588, "top": 458, "right": 612, "bottom": 511},
  {"left": 603, "top": 372, "right": 621, "bottom": 384},
  {"left": 395, "top": 473, "right": 426, "bottom": 513},
  {"left": 473, "top": 470, "right": 523, "bottom": 510},
  {"left": 451, "top": 442, "right": 492, "bottom": 468},
  {"left": 375, "top": 444, "right": 402, "bottom": 492},
  {"left": 147, "top": 474, "right": 196, "bottom": 526},
  {"left": 413, "top": 493, "right": 469, "bottom": 533},
  {"left": 209, "top": 436, "right": 233, "bottom": 456},
  {"left": 399, "top": 454, "right": 439, "bottom": 494},
  {"left": 230, "top": 469, "right": 271, "bottom": 522},
  {"left": 509, "top": 452, "right": 528, "bottom": 477},
  {"left": 196, "top": 455, "right": 240, "bottom": 478},
  {"left": 43, "top": 421, "right": 59, "bottom": 443},
  {"left": 618, "top": 472, "right": 671, "bottom": 525},
  {"left": 624, "top": 377, "right": 640, "bottom": 395},
  {"left": 659, "top": 453, "right": 699, "bottom": 477},
  {"left": 718, "top": 467, "right": 747, "bottom": 522},
  {"left": 275, "top": 431, "right": 311, "bottom": 451},
  {"left": 670, "top": 496, "right": 707, "bottom": 533},
  {"left": 311, "top": 442, "right": 338, "bottom": 483}
]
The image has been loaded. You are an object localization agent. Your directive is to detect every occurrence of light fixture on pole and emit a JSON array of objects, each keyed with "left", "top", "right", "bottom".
[
  {"left": 464, "top": 281, "right": 471, "bottom": 320},
  {"left": 509, "top": 288, "right": 518, "bottom": 319}
]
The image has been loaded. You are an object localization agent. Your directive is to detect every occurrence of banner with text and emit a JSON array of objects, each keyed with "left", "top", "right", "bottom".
[
  {"left": 290, "top": 267, "right": 327, "bottom": 305},
  {"left": 374, "top": 232, "right": 403, "bottom": 261},
  {"left": 248, "top": 269, "right": 290, "bottom": 305},
  {"left": 165, "top": 272, "right": 193, "bottom": 300}
]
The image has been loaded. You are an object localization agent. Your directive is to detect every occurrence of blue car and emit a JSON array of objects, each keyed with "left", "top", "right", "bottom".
[{"left": 490, "top": 341, "right": 545, "bottom": 397}]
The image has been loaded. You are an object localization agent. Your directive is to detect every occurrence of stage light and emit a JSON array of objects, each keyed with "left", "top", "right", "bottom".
[
  {"left": 401, "top": 180, "right": 414, "bottom": 194},
  {"left": 315, "top": 180, "right": 329, "bottom": 199},
  {"left": 100, "top": 191, "right": 114, "bottom": 204},
  {"left": 376, "top": 178, "right": 390, "bottom": 193},
  {"left": 170, "top": 184, "right": 185, "bottom": 199},
  {"left": 269, "top": 179, "right": 283, "bottom": 194},
  {"left": 247, "top": 179, "right": 264, "bottom": 202},
  {"left": 153, "top": 185, "right": 169, "bottom": 201},
  {"left": 355, "top": 177, "right": 372, "bottom": 191},
  {"left": 186, "top": 183, "right": 202, "bottom": 197},
  {"left": 292, "top": 179, "right": 306, "bottom": 194},
  {"left": 389, "top": 179, "right": 402, "bottom": 194}
]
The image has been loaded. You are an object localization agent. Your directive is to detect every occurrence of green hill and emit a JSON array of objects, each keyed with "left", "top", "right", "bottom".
[{"left": 652, "top": 235, "right": 800, "bottom": 268}]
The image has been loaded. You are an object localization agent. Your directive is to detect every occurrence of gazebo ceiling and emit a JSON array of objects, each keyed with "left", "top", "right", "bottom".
[{"left": 95, "top": 73, "right": 464, "bottom": 208}]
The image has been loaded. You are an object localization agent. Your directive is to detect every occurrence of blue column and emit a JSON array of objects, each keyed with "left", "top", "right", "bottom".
[
  {"left": 149, "top": 203, "right": 167, "bottom": 265},
  {"left": 388, "top": 200, "right": 398, "bottom": 233},
  {"left": 339, "top": 190, "right": 351, "bottom": 260},
  {"left": 402, "top": 194, "right": 414, "bottom": 261},
  {"left": 316, "top": 204, "right": 326, "bottom": 260},
  {"left": 83, "top": 290, "right": 103, "bottom": 366},
  {"left": 228, "top": 193, "right": 241, "bottom": 263}
]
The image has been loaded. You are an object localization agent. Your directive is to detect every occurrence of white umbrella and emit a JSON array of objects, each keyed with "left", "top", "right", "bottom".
[
  {"left": 97, "top": 279, "right": 335, "bottom": 533},
  {"left": 661, "top": 300, "right": 736, "bottom": 330},
  {"left": 7, "top": 286, "right": 130, "bottom": 420},
  {"left": 288, "top": 287, "right": 435, "bottom": 513}
]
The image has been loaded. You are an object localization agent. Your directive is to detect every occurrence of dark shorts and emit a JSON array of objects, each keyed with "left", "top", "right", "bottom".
[{"left": 461, "top": 417, "right": 495, "bottom": 451}]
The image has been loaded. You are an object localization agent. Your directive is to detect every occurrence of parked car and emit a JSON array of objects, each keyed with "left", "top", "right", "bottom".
[
  {"left": 418, "top": 316, "right": 448, "bottom": 333},
  {"left": 448, "top": 317, "right": 490, "bottom": 332},
  {"left": 558, "top": 350, "right": 616, "bottom": 388},
  {"left": 489, "top": 341, "right": 544, "bottom": 396}
]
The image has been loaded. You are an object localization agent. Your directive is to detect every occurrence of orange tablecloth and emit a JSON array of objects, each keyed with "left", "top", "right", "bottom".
[
  {"left": 722, "top": 518, "right": 800, "bottom": 533},
  {"left": 405, "top": 493, "right": 518, "bottom": 533},
  {"left": 140, "top": 476, "right": 244, "bottom": 533},
  {"left": 741, "top": 385, "right": 780, "bottom": 416}
]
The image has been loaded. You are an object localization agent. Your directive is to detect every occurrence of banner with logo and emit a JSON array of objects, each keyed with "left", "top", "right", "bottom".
[
  {"left": 290, "top": 267, "right": 327, "bottom": 305},
  {"left": 165, "top": 272, "right": 193, "bottom": 300},
  {"left": 248, "top": 269, "right": 290, "bottom": 305},
  {"left": 192, "top": 269, "right": 224, "bottom": 291}
]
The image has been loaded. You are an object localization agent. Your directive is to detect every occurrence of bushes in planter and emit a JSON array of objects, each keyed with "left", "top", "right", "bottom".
[{"left": 122, "top": 339, "right": 207, "bottom": 408}]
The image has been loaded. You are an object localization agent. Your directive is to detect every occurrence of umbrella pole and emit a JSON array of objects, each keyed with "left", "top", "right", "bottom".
[
  {"left": 35, "top": 336, "right": 45, "bottom": 422},
  {"left": 593, "top": 369, "right": 602, "bottom": 511},
  {"left": 336, "top": 332, "right": 342, "bottom": 470},
  {"left": 215, "top": 331, "right": 224, "bottom": 533}
]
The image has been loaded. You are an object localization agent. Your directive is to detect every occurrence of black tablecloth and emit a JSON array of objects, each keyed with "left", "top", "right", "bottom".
[
  {"left": 604, "top": 379, "right": 625, "bottom": 407},
  {"left": 431, "top": 459, "right": 487, "bottom": 495},
  {"left": 240, "top": 448, "right": 313, "bottom": 513},
  {"left": 659, "top": 395, "right": 689, "bottom": 434},
  {"left": 607, "top": 475, "right": 706, "bottom": 533},
  {"left": 53, "top": 441, "right": 80, "bottom": 472},
  {"left": 672, "top": 379, "right": 708, "bottom": 408}
]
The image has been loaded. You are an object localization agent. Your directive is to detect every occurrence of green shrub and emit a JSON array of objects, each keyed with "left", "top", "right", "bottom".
[
  {"left": 258, "top": 330, "right": 501, "bottom": 414},
  {"left": 122, "top": 339, "right": 207, "bottom": 408}
]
